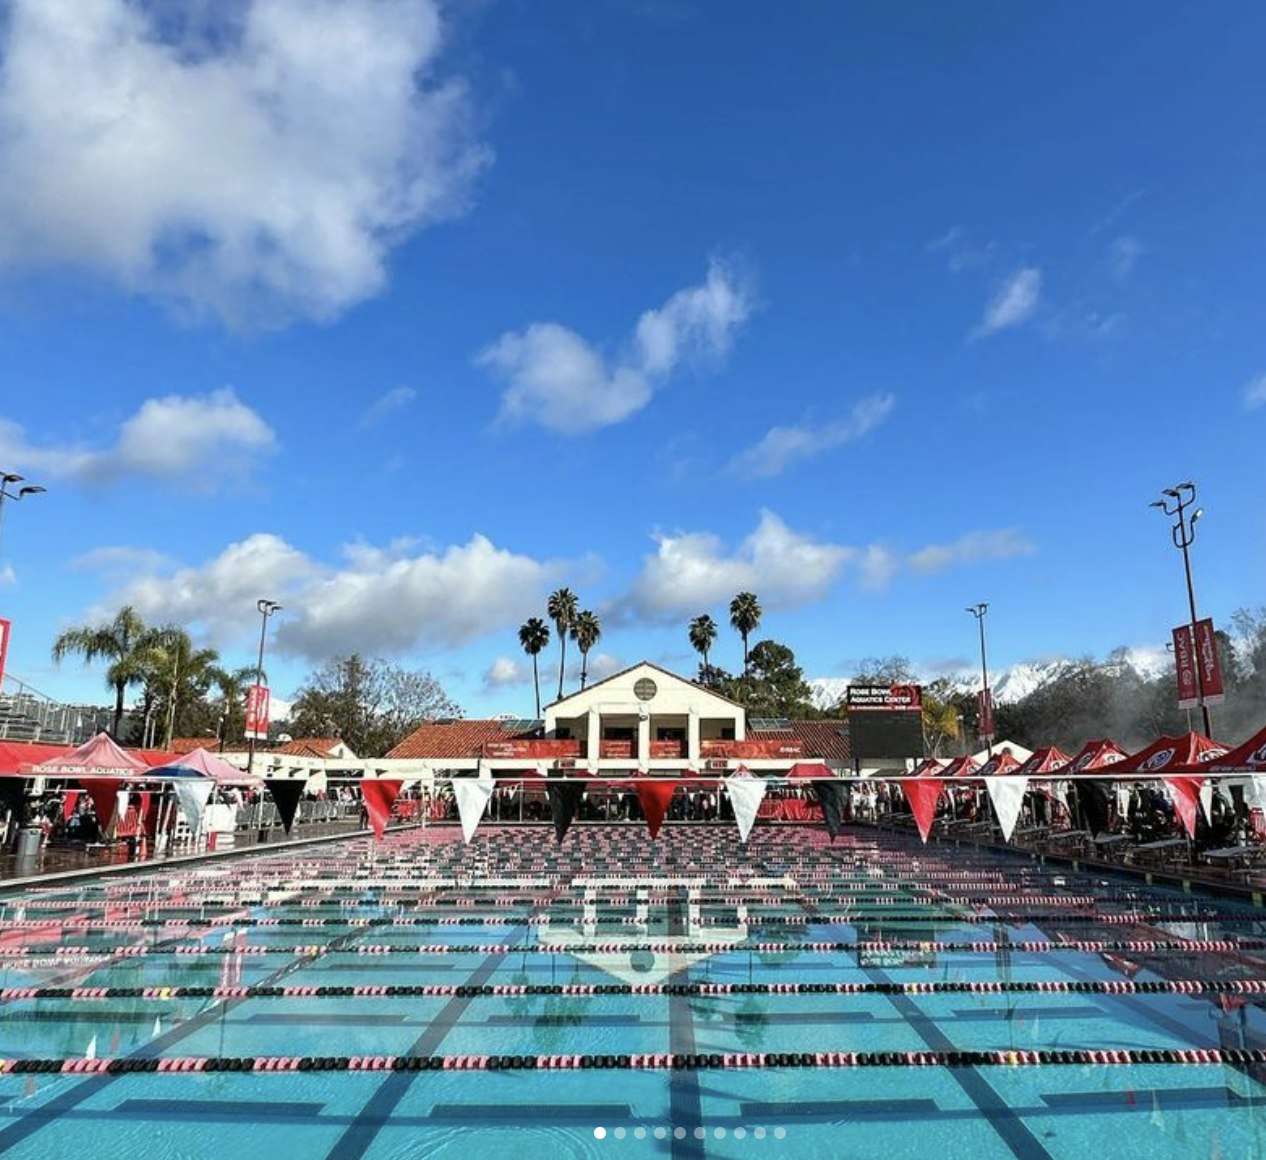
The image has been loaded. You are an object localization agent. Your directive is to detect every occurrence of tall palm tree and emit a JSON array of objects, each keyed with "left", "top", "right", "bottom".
[
  {"left": 729, "top": 592, "right": 762, "bottom": 676},
  {"left": 688, "top": 613, "right": 718, "bottom": 675},
  {"left": 137, "top": 627, "right": 221, "bottom": 749},
  {"left": 51, "top": 606, "right": 150, "bottom": 737},
  {"left": 570, "top": 610, "right": 602, "bottom": 691},
  {"left": 547, "top": 588, "right": 578, "bottom": 702},
  {"left": 211, "top": 664, "right": 266, "bottom": 750},
  {"left": 518, "top": 618, "right": 551, "bottom": 719}
]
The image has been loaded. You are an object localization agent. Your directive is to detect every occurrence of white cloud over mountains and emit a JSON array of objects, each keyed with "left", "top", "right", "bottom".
[
  {"left": 728, "top": 393, "right": 895, "bottom": 478},
  {"left": 0, "top": 389, "right": 274, "bottom": 488},
  {"left": 908, "top": 529, "right": 1036, "bottom": 574},
  {"left": 80, "top": 531, "right": 564, "bottom": 662},
  {"left": 0, "top": 0, "right": 487, "bottom": 324},
  {"left": 481, "top": 258, "right": 752, "bottom": 433}
]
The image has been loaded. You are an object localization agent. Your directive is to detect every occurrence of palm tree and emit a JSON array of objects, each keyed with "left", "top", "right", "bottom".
[
  {"left": 137, "top": 627, "right": 221, "bottom": 749},
  {"left": 570, "top": 610, "right": 601, "bottom": 691},
  {"left": 729, "top": 592, "right": 762, "bottom": 675},
  {"left": 546, "top": 588, "right": 578, "bottom": 702},
  {"left": 518, "top": 618, "right": 551, "bottom": 718},
  {"left": 51, "top": 606, "right": 150, "bottom": 737},
  {"left": 688, "top": 613, "right": 718, "bottom": 676},
  {"left": 210, "top": 664, "right": 265, "bottom": 750}
]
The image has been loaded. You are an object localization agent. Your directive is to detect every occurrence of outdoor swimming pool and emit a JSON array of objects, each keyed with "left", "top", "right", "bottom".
[{"left": 0, "top": 824, "right": 1263, "bottom": 1158}]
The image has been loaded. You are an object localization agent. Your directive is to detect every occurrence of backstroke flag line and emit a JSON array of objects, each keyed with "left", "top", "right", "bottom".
[
  {"left": 811, "top": 780, "right": 849, "bottom": 840},
  {"left": 984, "top": 776, "right": 1029, "bottom": 842},
  {"left": 635, "top": 780, "right": 678, "bottom": 840},
  {"left": 725, "top": 775, "right": 767, "bottom": 843},
  {"left": 453, "top": 779, "right": 495, "bottom": 845},
  {"left": 362, "top": 780, "right": 402, "bottom": 840},
  {"left": 903, "top": 779, "right": 944, "bottom": 844},
  {"left": 266, "top": 779, "right": 305, "bottom": 835},
  {"left": 1165, "top": 776, "right": 1202, "bottom": 840}
]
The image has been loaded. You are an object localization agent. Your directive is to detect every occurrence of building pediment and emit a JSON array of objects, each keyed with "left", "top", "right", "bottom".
[{"left": 546, "top": 661, "right": 742, "bottom": 722}]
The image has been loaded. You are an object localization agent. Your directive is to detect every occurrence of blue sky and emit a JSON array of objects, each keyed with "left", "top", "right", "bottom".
[{"left": 1, "top": 0, "right": 1264, "bottom": 720}]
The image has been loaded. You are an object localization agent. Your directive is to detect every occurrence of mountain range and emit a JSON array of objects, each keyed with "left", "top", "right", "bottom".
[{"left": 807, "top": 649, "right": 1171, "bottom": 714}]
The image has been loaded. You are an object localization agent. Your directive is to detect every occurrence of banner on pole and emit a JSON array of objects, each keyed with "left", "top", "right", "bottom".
[
  {"left": 977, "top": 688, "right": 995, "bottom": 744},
  {"left": 1194, "top": 618, "right": 1225, "bottom": 705},
  {"left": 244, "top": 684, "right": 271, "bottom": 741},
  {"left": 1172, "top": 625, "right": 1198, "bottom": 709}
]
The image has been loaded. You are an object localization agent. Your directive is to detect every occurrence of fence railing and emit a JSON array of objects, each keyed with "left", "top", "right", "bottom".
[{"left": 0, "top": 674, "right": 107, "bottom": 745}]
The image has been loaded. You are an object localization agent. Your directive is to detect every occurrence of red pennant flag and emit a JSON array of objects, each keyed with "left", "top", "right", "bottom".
[
  {"left": 1166, "top": 776, "right": 1201, "bottom": 839},
  {"left": 80, "top": 779, "right": 122, "bottom": 831},
  {"left": 62, "top": 789, "right": 80, "bottom": 823},
  {"left": 138, "top": 791, "right": 152, "bottom": 821},
  {"left": 903, "top": 779, "right": 944, "bottom": 843},
  {"left": 635, "top": 780, "right": 678, "bottom": 840},
  {"left": 361, "top": 780, "right": 402, "bottom": 840}
]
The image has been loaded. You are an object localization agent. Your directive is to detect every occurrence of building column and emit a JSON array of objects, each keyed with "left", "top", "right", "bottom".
[
  {"left": 688, "top": 708, "right": 700, "bottom": 763},
  {"left": 637, "top": 713, "right": 651, "bottom": 768},
  {"left": 587, "top": 708, "right": 600, "bottom": 767}
]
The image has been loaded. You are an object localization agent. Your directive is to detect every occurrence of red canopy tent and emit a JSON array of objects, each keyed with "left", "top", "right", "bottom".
[
  {"left": 1050, "top": 738, "right": 1130, "bottom": 776},
  {"left": 1014, "top": 746, "right": 1071, "bottom": 778},
  {"left": 976, "top": 750, "right": 1023, "bottom": 777},
  {"left": 1206, "top": 725, "right": 1266, "bottom": 772},
  {"left": 1110, "top": 732, "right": 1228, "bottom": 776},
  {"left": 911, "top": 757, "right": 948, "bottom": 777},
  {"left": 939, "top": 754, "right": 980, "bottom": 779}
]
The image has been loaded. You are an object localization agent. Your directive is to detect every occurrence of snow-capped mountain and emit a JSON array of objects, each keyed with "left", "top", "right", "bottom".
[{"left": 807, "top": 648, "right": 1170, "bottom": 713}]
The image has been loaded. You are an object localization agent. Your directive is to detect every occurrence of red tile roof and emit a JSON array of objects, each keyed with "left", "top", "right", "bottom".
[
  {"left": 271, "top": 737, "right": 344, "bottom": 758},
  {"left": 169, "top": 737, "right": 214, "bottom": 756},
  {"left": 387, "top": 720, "right": 533, "bottom": 760},
  {"left": 749, "top": 721, "right": 852, "bottom": 762}
]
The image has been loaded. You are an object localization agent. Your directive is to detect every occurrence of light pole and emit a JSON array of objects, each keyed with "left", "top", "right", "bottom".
[
  {"left": 1151, "top": 482, "right": 1212, "bottom": 736},
  {"left": 966, "top": 602, "right": 992, "bottom": 757},
  {"left": 0, "top": 471, "right": 47, "bottom": 555},
  {"left": 246, "top": 599, "right": 281, "bottom": 778}
]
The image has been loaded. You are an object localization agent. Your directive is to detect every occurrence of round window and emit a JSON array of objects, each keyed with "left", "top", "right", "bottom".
[{"left": 633, "top": 677, "right": 658, "bottom": 701}]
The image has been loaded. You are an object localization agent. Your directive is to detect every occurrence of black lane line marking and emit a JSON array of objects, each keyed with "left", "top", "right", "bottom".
[
  {"left": 667, "top": 887, "right": 704, "bottom": 1160},
  {"left": 796, "top": 877, "right": 1055, "bottom": 1160},
  {"left": 322, "top": 891, "right": 544, "bottom": 1160},
  {"left": 0, "top": 883, "right": 393, "bottom": 1154}
]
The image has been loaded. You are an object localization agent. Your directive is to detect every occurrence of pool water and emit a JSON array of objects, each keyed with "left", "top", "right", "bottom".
[{"left": 0, "top": 824, "right": 1264, "bottom": 1158}]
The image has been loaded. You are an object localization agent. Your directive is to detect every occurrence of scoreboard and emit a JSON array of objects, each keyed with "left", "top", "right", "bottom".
[{"left": 846, "top": 684, "right": 926, "bottom": 764}]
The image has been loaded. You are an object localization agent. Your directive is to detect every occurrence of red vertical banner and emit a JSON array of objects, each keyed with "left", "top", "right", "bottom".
[
  {"left": 977, "top": 688, "right": 995, "bottom": 743},
  {"left": 244, "top": 684, "right": 271, "bottom": 741},
  {"left": 1172, "top": 625, "right": 1198, "bottom": 709},
  {"left": 0, "top": 618, "right": 10, "bottom": 687},
  {"left": 1195, "top": 618, "right": 1225, "bottom": 705}
]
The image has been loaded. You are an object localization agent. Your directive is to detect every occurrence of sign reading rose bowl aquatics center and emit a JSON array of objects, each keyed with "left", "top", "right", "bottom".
[{"left": 845, "top": 684, "right": 926, "bottom": 763}]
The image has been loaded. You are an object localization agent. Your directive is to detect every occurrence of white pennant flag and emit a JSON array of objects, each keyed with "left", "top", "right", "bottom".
[
  {"left": 1198, "top": 780, "right": 1214, "bottom": 826},
  {"left": 984, "top": 776, "right": 1029, "bottom": 842},
  {"left": 453, "top": 780, "right": 495, "bottom": 845},
  {"left": 173, "top": 780, "right": 215, "bottom": 836},
  {"left": 1248, "top": 775, "right": 1266, "bottom": 812},
  {"left": 725, "top": 775, "right": 768, "bottom": 843}
]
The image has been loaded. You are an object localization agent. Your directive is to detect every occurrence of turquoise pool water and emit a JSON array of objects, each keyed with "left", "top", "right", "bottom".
[{"left": 0, "top": 824, "right": 1263, "bottom": 1158}]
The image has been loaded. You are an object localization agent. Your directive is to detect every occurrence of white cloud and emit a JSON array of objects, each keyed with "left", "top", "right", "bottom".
[
  {"left": 1243, "top": 373, "right": 1266, "bottom": 410},
  {"left": 927, "top": 226, "right": 995, "bottom": 273},
  {"left": 907, "top": 529, "right": 1036, "bottom": 575},
  {"left": 81, "top": 530, "right": 564, "bottom": 661},
  {"left": 728, "top": 393, "right": 895, "bottom": 478},
  {"left": 0, "top": 389, "right": 275, "bottom": 488},
  {"left": 481, "top": 258, "right": 752, "bottom": 434},
  {"left": 974, "top": 267, "right": 1042, "bottom": 337},
  {"left": 0, "top": 564, "right": 15, "bottom": 587},
  {"left": 856, "top": 546, "right": 900, "bottom": 592},
  {"left": 0, "top": 0, "right": 488, "bottom": 325},
  {"left": 360, "top": 387, "right": 418, "bottom": 428},
  {"left": 483, "top": 655, "right": 530, "bottom": 690},
  {"left": 625, "top": 510, "right": 849, "bottom": 619},
  {"left": 1109, "top": 235, "right": 1144, "bottom": 281}
]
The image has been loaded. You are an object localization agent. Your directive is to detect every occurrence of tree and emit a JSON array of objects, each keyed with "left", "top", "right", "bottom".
[
  {"left": 134, "top": 626, "right": 221, "bottom": 748},
  {"left": 547, "top": 588, "right": 578, "bottom": 701},
  {"left": 210, "top": 664, "right": 266, "bottom": 749},
  {"left": 729, "top": 592, "right": 762, "bottom": 675},
  {"left": 738, "top": 639, "right": 815, "bottom": 716},
  {"left": 51, "top": 606, "right": 151, "bottom": 738},
  {"left": 288, "top": 655, "right": 461, "bottom": 758},
  {"left": 688, "top": 614, "right": 718, "bottom": 673},
  {"left": 570, "top": 610, "right": 601, "bottom": 691},
  {"left": 518, "top": 618, "right": 551, "bottom": 718},
  {"left": 921, "top": 677, "right": 967, "bottom": 756}
]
